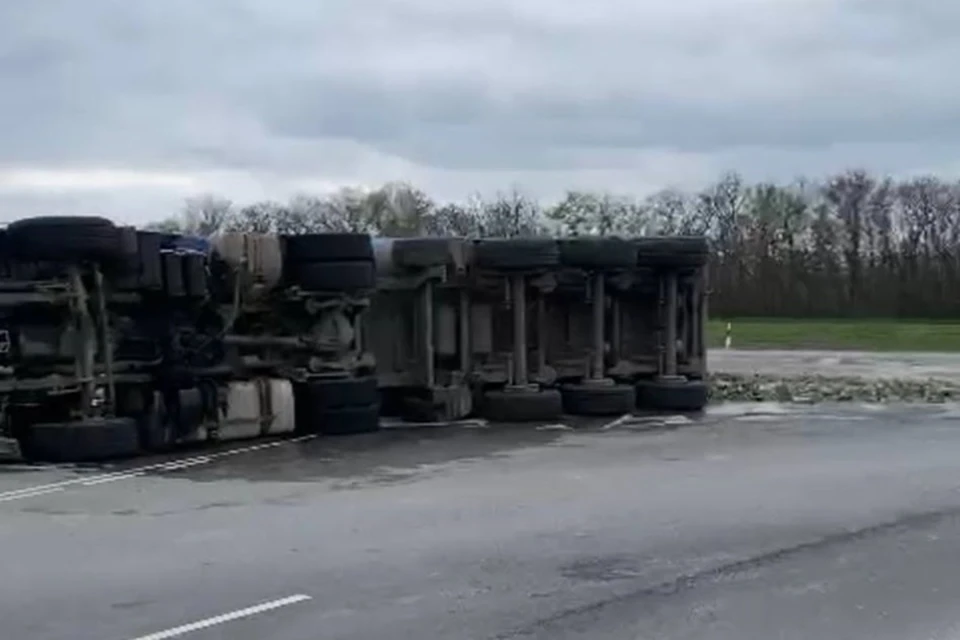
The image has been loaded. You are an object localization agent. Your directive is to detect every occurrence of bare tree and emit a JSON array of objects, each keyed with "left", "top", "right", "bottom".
[
  {"left": 423, "top": 203, "right": 482, "bottom": 237},
  {"left": 228, "top": 202, "right": 281, "bottom": 234},
  {"left": 143, "top": 217, "right": 185, "bottom": 233},
  {"left": 181, "top": 194, "right": 234, "bottom": 236},
  {"left": 546, "top": 191, "right": 636, "bottom": 237},
  {"left": 476, "top": 188, "right": 544, "bottom": 237},
  {"left": 144, "top": 171, "right": 960, "bottom": 319},
  {"left": 643, "top": 189, "right": 690, "bottom": 235}
]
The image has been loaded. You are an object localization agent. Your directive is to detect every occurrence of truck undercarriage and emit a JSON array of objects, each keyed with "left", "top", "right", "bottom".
[{"left": 0, "top": 215, "right": 709, "bottom": 462}]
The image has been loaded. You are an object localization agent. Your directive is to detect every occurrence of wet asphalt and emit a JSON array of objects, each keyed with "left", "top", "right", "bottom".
[{"left": 4, "top": 403, "right": 960, "bottom": 639}]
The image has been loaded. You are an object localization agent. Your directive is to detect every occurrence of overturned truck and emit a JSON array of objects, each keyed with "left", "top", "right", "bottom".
[
  {"left": 0, "top": 216, "right": 710, "bottom": 462},
  {"left": 0, "top": 216, "right": 377, "bottom": 461},
  {"left": 545, "top": 236, "right": 640, "bottom": 416},
  {"left": 612, "top": 236, "right": 709, "bottom": 410},
  {"left": 366, "top": 234, "right": 710, "bottom": 425},
  {"left": 366, "top": 237, "right": 473, "bottom": 423}
]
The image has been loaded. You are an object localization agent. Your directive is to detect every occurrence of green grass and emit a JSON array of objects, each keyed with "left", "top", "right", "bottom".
[{"left": 706, "top": 318, "right": 960, "bottom": 351}]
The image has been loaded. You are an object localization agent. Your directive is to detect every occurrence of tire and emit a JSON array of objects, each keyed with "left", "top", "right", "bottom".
[
  {"left": 482, "top": 388, "right": 562, "bottom": 422},
  {"left": 399, "top": 396, "right": 442, "bottom": 423},
  {"left": 636, "top": 378, "right": 709, "bottom": 412},
  {"left": 111, "top": 227, "right": 142, "bottom": 289},
  {"left": 634, "top": 236, "right": 709, "bottom": 269},
  {"left": 26, "top": 417, "right": 141, "bottom": 463},
  {"left": 289, "top": 260, "right": 375, "bottom": 292},
  {"left": 137, "top": 231, "right": 165, "bottom": 290},
  {"left": 162, "top": 254, "right": 185, "bottom": 297},
  {"left": 284, "top": 233, "right": 373, "bottom": 263},
  {"left": 183, "top": 254, "right": 208, "bottom": 298},
  {"left": 295, "top": 377, "right": 379, "bottom": 412},
  {"left": 561, "top": 383, "right": 636, "bottom": 416},
  {"left": 558, "top": 238, "right": 637, "bottom": 270},
  {"left": 0, "top": 229, "right": 9, "bottom": 263},
  {"left": 474, "top": 238, "right": 559, "bottom": 270},
  {"left": 115, "top": 225, "right": 140, "bottom": 269},
  {"left": 7, "top": 216, "right": 124, "bottom": 263},
  {"left": 319, "top": 403, "right": 381, "bottom": 436},
  {"left": 294, "top": 378, "right": 381, "bottom": 436},
  {"left": 393, "top": 237, "right": 459, "bottom": 268}
]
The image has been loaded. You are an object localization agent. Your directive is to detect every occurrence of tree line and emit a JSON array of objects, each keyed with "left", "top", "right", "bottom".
[{"left": 148, "top": 170, "right": 960, "bottom": 320}]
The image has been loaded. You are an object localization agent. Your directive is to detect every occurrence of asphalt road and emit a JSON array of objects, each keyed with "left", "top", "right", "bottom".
[{"left": 4, "top": 403, "right": 960, "bottom": 639}]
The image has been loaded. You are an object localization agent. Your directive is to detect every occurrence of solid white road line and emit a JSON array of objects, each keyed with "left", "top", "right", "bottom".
[
  {"left": 126, "top": 594, "right": 312, "bottom": 640},
  {"left": 0, "top": 486, "right": 65, "bottom": 503},
  {"left": 0, "top": 435, "right": 317, "bottom": 501},
  {"left": 81, "top": 471, "right": 146, "bottom": 486},
  {"left": 78, "top": 455, "right": 213, "bottom": 485}
]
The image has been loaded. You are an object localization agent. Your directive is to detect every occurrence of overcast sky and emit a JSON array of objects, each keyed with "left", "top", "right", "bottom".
[{"left": 0, "top": 0, "right": 957, "bottom": 224}]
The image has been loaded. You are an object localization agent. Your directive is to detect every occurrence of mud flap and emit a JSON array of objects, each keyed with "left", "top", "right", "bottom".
[{"left": 401, "top": 385, "right": 473, "bottom": 422}]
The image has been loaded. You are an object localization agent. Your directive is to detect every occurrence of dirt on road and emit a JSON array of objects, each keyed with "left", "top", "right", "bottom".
[
  {"left": 709, "top": 349, "right": 960, "bottom": 382},
  {"left": 707, "top": 349, "right": 960, "bottom": 403}
]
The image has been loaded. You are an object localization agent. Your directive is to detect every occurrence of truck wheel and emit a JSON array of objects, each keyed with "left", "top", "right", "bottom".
[
  {"left": 289, "top": 261, "right": 375, "bottom": 292},
  {"left": 295, "top": 376, "right": 378, "bottom": 412},
  {"left": 182, "top": 254, "right": 208, "bottom": 298},
  {"left": 392, "top": 237, "right": 466, "bottom": 269},
  {"left": 135, "top": 231, "right": 165, "bottom": 290},
  {"left": 282, "top": 233, "right": 375, "bottom": 293},
  {"left": 162, "top": 254, "right": 186, "bottom": 297},
  {"left": 635, "top": 377, "right": 709, "bottom": 412},
  {"left": 481, "top": 388, "right": 562, "bottom": 422},
  {"left": 294, "top": 377, "right": 381, "bottom": 435},
  {"left": 7, "top": 216, "right": 124, "bottom": 263},
  {"left": 318, "top": 403, "right": 381, "bottom": 436},
  {"left": 284, "top": 233, "right": 374, "bottom": 263},
  {"left": 634, "top": 236, "right": 709, "bottom": 269},
  {"left": 26, "top": 417, "right": 141, "bottom": 463},
  {"left": 558, "top": 238, "right": 637, "bottom": 270},
  {"left": 111, "top": 227, "right": 142, "bottom": 289},
  {"left": 561, "top": 383, "right": 635, "bottom": 416},
  {"left": 474, "top": 238, "right": 560, "bottom": 270}
]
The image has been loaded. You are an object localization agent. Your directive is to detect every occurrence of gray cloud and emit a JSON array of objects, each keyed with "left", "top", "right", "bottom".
[{"left": 0, "top": 0, "right": 958, "bottom": 222}]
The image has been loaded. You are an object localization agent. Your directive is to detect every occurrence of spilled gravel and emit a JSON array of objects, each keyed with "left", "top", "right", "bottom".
[
  {"left": 707, "top": 349, "right": 960, "bottom": 403},
  {"left": 708, "top": 372, "right": 960, "bottom": 403}
]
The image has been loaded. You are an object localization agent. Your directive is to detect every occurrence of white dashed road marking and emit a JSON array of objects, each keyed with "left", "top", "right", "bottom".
[
  {"left": 0, "top": 435, "right": 316, "bottom": 502},
  {"left": 126, "top": 594, "right": 312, "bottom": 640}
]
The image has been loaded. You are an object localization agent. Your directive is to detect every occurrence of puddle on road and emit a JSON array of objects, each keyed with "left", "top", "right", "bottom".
[
  {"left": 47, "top": 410, "right": 716, "bottom": 486},
  {"left": 139, "top": 421, "right": 576, "bottom": 485}
]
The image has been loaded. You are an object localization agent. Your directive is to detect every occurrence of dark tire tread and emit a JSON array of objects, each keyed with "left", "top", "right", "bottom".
[
  {"left": 26, "top": 417, "right": 141, "bottom": 462},
  {"left": 482, "top": 388, "right": 562, "bottom": 422},
  {"left": 290, "top": 261, "right": 375, "bottom": 292},
  {"left": 7, "top": 216, "right": 123, "bottom": 263},
  {"left": 634, "top": 236, "right": 709, "bottom": 269},
  {"left": 294, "top": 377, "right": 381, "bottom": 436},
  {"left": 284, "top": 234, "right": 373, "bottom": 263},
  {"left": 559, "top": 238, "right": 637, "bottom": 270},
  {"left": 474, "top": 239, "right": 559, "bottom": 270},
  {"left": 635, "top": 378, "right": 709, "bottom": 411},
  {"left": 561, "top": 383, "right": 636, "bottom": 416}
]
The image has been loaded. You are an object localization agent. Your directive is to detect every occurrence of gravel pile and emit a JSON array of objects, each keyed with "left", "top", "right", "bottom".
[{"left": 708, "top": 372, "right": 960, "bottom": 404}]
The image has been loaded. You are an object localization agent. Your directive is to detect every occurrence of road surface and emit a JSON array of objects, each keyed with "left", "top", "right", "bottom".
[{"left": 4, "top": 403, "right": 960, "bottom": 639}]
